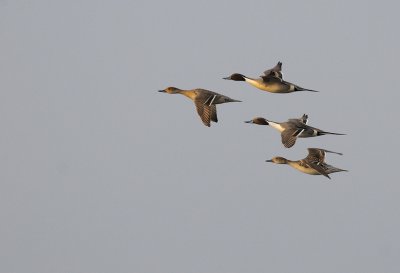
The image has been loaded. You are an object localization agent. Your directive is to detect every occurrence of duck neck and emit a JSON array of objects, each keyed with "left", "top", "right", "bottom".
[
  {"left": 287, "top": 160, "right": 302, "bottom": 171},
  {"left": 243, "top": 77, "right": 259, "bottom": 85},
  {"left": 286, "top": 160, "right": 297, "bottom": 166},
  {"left": 179, "top": 90, "right": 196, "bottom": 100},
  {"left": 267, "top": 121, "right": 284, "bottom": 132}
]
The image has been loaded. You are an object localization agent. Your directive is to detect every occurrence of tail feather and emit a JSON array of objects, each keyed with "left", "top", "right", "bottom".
[
  {"left": 322, "top": 149, "right": 343, "bottom": 156},
  {"left": 319, "top": 131, "right": 346, "bottom": 136},
  {"left": 295, "top": 86, "right": 319, "bottom": 92},
  {"left": 327, "top": 166, "right": 348, "bottom": 174}
]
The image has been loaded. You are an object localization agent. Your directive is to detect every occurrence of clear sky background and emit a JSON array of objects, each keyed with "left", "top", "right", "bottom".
[{"left": 1, "top": 0, "right": 399, "bottom": 272}]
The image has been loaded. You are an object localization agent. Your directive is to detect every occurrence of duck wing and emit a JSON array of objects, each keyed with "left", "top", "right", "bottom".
[
  {"left": 260, "top": 74, "right": 283, "bottom": 83},
  {"left": 194, "top": 97, "right": 212, "bottom": 127},
  {"left": 307, "top": 161, "right": 331, "bottom": 179},
  {"left": 299, "top": 114, "right": 308, "bottom": 124},
  {"left": 210, "top": 105, "right": 218, "bottom": 122},
  {"left": 305, "top": 148, "right": 343, "bottom": 163},
  {"left": 305, "top": 148, "right": 327, "bottom": 163},
  {"left": 281, "top": 128, "right": 304, "bottom": 148},
  {"left": 263, "top": 62, "right": 283, "bottom": 79}
]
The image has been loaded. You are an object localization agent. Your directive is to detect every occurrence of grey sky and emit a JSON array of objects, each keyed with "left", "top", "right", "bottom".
[{"left": 1, "top": 0, "right": 399, "bottom": 272}]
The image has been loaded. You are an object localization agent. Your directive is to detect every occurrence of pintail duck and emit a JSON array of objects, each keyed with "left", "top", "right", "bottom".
[
  {"left": 245, "top": 114, "right": 345, "bottom": 148},
  {"left": 158, "top": 87, "right": 241, "bottom": 127},
  {"left": 223, "top": 62, "right": 318, "bottom": 93},
  {"left": 266, "top": 148, "right": 348, "bottom": 179}
]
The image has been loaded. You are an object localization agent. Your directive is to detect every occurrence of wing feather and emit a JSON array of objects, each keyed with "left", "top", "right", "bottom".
[
  {"left": 281, "top": 129, "right": 301, "bottom": 148},
  {"left": 263, "top": 62, "right": 283, "bottom": 79},
  {"left": 194, "top": 99, "right": 211, "bottom": 127},
  {"left": 210, "top": 105, "right": 218, "bottom": 122}
]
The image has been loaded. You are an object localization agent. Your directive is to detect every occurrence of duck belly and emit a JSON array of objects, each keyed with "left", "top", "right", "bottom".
[
  {"left": 245, "top": 79, "right": 289, "bottom": 93},
  {"left": 289, "top": 162, "right": 320, "bottom": 175},
  {"left": 263, "top": 82, "right": 290, "bottom": 93}
]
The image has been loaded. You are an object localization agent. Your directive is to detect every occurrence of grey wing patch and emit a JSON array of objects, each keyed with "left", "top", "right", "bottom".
[
  {"left": 287, "top": 118, "right": 308, "bottom": 128},
  {"left": 260, "top": 74, "right": 283, "bottom": 83},
  {"left": 194, "top": 99, "right": 211, "bottom": 127},
  {"left": 281, "top": 129, "right": 300, "bottom": 148},
  {"left": 307, "top": 161, "right": 331, "bottom": 179},
  {"left": 263, "top": 62, "right": 283, "bottom": 79}
]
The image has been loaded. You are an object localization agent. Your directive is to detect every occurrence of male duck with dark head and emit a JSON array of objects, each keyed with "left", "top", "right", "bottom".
[
  {"left": 266, "top": 148, "right": 348, "bottom": 179},
  {"left": 245, "top": 114, "right": 345, "bottom": 148},
  {"left": 223, "top": 62, "right": 318, "bottom": 93},
  {"left": 158, "top": 87, "right": 241, "bottom": 127}
]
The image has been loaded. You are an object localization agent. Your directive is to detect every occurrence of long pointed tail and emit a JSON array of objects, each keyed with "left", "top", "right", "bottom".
[
  {"left": 328, "top": 166, "right": 348, "bottom": 173},
  {"left": 321, "top": 149, "right": 343, "bottom": 156},
  {"left": 318, "top": 131, "right": 346, "bottom": 136},
  {"left": 227, "top": 98, "right": 242, "bottom": 103},
  {"left": 295, "top": 86, "right": 319, "bottom": 92}
]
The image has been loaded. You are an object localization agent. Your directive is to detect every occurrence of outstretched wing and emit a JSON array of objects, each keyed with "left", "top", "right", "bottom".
[
  {"left": 307, "top": 161, "right": 331, "bottom": 179},
  {"left": 210, "top": 105, "right": 218, "bottom": 122},
  {"left": 281, "top": 128, "right": 303, "bottom": 148},
  {"left": 260, "top": 74, "right": 283, "bottom": 83},
  {"left": 194, "top": 96, "right": 219, "bottom": 126},
  {"left": 305, "top": 148, "right": 326, "bottom": 163},
  {"left": 299, "top": 114, "right": 308, "bottom": 124},
  {"left": 262, "top": 62, "right": 283, "bottom": 79},
  {"left": 194, "top": 98, "right": 212, "bottom": 127},
  {"left": 306, "top": 148, "right": 343, "bottom": 163}
]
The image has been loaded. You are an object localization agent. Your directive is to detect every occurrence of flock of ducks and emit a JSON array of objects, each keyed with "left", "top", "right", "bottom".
[{"left": 159, "top": 62, "right": 347, "bottom": 179}]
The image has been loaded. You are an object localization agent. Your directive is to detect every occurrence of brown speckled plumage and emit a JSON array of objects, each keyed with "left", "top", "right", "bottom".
[
  {"left": 159, "top": 87, "right": 240, "bottom": 127},
  {"left": 266, "top": 148, "right": 347, "bottom": 179}
]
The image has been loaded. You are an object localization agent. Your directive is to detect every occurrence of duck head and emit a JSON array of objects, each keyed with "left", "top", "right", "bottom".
[
  {"left": 223, "top": 73, "right": 246, "bottom": 81},
  {"left": 158, "top": 87, "right": 181, "bottom": 94},
  {"left": 244, "top": 117, "right": 269, "bottom": 125},
  {"left": 266, "top": 157, "right": 288, "bottom": 164}
]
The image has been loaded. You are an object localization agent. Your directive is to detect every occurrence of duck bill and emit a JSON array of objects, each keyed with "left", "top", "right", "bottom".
[
  {"left": 265, "top": 159, "right": 273, "bottom": 162},
  {"left": 158, "top": 90, "right": 166, "bottom": 93},
  {"left": 244, "top": 120, "right": 254, "bottom": 123}
]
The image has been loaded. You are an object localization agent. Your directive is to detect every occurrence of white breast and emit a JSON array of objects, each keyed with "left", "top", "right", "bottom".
[
  {"left": 244, "top": 78, "right": 267, "bottom": 90},
  {"left": 268, "top": 121, "right": 285, "bottom": 133}
]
